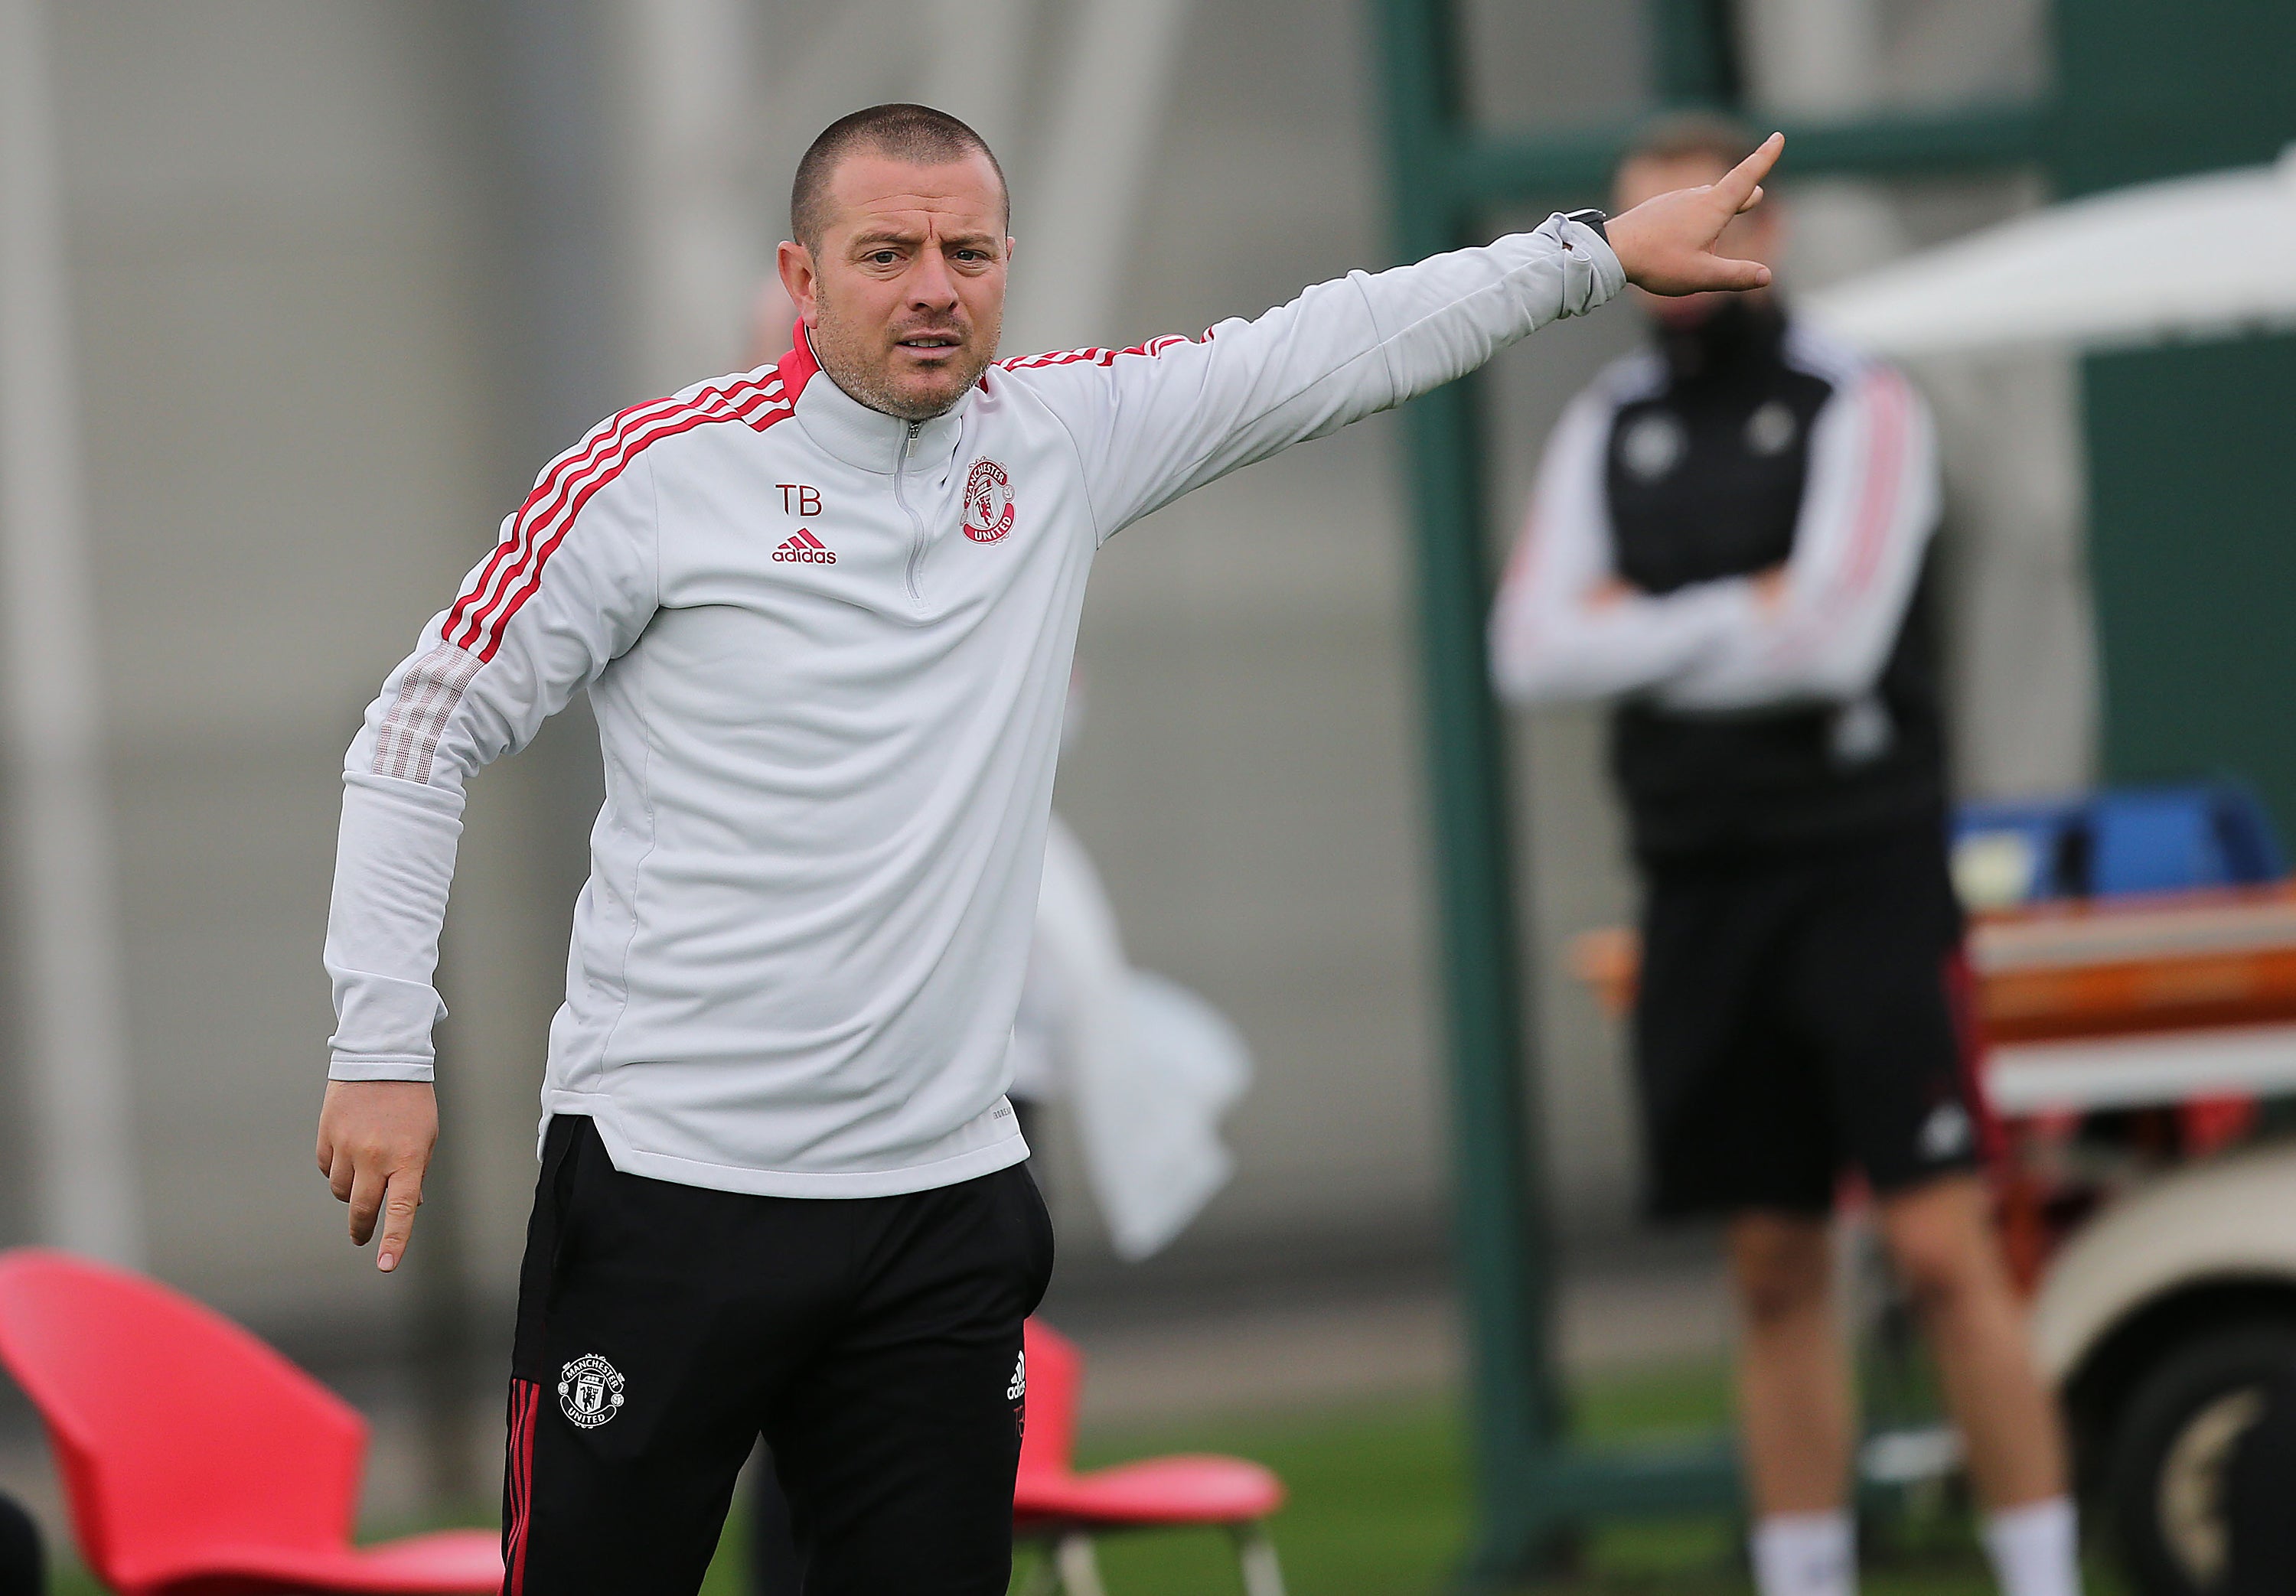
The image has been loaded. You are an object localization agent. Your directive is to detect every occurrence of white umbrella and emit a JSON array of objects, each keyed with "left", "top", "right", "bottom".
[{"left": 1803, "top": 145, "right": 2296, "bottom": 358}]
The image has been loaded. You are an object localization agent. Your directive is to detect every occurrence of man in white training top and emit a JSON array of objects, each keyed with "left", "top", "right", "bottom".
[{"left": 316, "top": 102, "right": 1782, "bottom": 1594}]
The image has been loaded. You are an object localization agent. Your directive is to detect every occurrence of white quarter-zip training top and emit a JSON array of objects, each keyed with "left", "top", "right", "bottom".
[{"left": 325, "top": 214, "right": 1623, "bottom": 1197}]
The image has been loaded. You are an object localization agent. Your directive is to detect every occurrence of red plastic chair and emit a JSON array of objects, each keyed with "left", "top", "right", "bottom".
[
  {"left": 1012, "top": 1319, "right": 1286, "bottom": 1596},
  {"left": 0, "top": 1249, "right": 500, "bottom": 1594}
]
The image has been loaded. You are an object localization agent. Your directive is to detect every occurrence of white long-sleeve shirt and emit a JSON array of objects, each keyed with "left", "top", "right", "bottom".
[
  {"left": 1490, "top": 322, "right": 1939, "bottom": 713},
  {"left": 326, "top": 214, "right": 1623, "bottom": 1197}
]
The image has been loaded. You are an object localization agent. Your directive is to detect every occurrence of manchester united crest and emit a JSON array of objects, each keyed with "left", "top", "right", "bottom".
[
  {"left": 962, "top": 458, "right": 1015, "bottom": 544},
  {"left": 558, "top": 1353, "right": 627, "bottom": 1429}
]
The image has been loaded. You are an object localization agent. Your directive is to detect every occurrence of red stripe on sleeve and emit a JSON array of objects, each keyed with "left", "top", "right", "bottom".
[
  {"left": 440, "top": 371, "right": 802, "bottom": 664},
  {"left": 995, "top": 332, "right": 1203, "bottom": 372},
  {"left": 444, "top": 393, "right": 689, "bottom": 649},
  {"left": 1836, "top": 368, "right": 1911, "bottom": 601}
]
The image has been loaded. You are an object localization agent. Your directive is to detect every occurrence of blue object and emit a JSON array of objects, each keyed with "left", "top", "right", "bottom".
[{"left": 1951, "top": 780, "right": 2288, "bottom": 906}]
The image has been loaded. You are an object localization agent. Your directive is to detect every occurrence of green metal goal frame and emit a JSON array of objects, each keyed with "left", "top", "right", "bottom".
[{"left": 1368, "top": 0, "right": 2043, "bottom": 1582}]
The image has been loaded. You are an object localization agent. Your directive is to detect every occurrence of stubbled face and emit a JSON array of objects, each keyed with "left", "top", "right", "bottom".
[
  {"left": 1616, "top": 151, "right": 1780, "bottom": 328},
  {"left": 778, "top": 148, "right": 1010, "bottom": 422}
]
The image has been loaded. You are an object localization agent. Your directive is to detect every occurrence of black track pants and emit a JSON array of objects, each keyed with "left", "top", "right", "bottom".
[{"left": 501, "top": 1116, "right": 1055, "bottom": 1595}]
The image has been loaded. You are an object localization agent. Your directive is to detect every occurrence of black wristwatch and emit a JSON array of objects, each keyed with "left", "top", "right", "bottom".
[{"left": 1562, "top": 207, "right": 1609, "bottom": 243}]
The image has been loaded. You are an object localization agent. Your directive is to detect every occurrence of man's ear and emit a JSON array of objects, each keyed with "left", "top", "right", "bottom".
[{"left": 777, "top": 239, "right": 820, "bottom": 324}]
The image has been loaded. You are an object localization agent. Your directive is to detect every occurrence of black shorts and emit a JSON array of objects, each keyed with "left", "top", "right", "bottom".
[
  {"left": 501, "top": 1116, "right": 1055, "bottom": 1596},
  {"left": 1634, "top": 820, "right": 1985, "bottom": 1220}
]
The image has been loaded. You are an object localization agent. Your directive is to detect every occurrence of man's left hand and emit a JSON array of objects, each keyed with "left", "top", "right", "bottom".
[
  {"left": 315, "top": 1079, "right": 437, "bottom": 1274},
  {"left": 1605, "top": 133, "right": 1782, "bottom": 296}
]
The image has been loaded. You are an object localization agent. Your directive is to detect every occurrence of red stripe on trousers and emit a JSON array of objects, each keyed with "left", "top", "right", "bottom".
[{"left": 505, "top": 1379, "right": 538, "bottom": 1596}]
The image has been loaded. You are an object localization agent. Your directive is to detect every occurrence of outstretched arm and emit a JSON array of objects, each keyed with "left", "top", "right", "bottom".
[
  {"left": 1489, "top": 392, "right": 1765, "bottom": 703},
  {"left": 318, "top": 426, "right": 661, "bottom": 1271},
  {"left": 1014, "top": 138, "right": 1785, "bottom": 539}
]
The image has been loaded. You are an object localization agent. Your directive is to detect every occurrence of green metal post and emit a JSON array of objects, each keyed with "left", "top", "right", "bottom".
[
  {"left": 2053, "top": 0, "right": 2296, "bottom": 835},
  {"left": 1649, "top": 0, "right": 1740, "bottom": 107},
  {"left": 1453, "top": 101, "right": 2048, "bottom": 204},
  {"left": 1370, "top": 0, "right": 1568, "bottom": 1581}
]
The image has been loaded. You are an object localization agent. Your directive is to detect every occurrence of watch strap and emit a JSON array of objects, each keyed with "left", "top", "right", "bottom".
[{"left": 1561, "top": 207, "right": 1609, "bottom": 243}]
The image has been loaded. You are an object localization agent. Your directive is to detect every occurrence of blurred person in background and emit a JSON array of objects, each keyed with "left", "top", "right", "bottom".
[
  {"left": 0, "top": 1490, "right": 40, "bottom": 1596},
  {"left": 316, "top": 98, "right": 1779, "bottom": 1595},
  {"left": 1491, "top": 114, "right": 2078, "bottom": 1596}
]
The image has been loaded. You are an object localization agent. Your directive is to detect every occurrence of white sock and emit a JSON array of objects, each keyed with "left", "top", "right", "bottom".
[
  {"left": 1751, "top": 1510, "right": 1856, "bottom": 1596},
  {"left": 1982, "top": 1497, "right": 2081, "bottom": 1596}
]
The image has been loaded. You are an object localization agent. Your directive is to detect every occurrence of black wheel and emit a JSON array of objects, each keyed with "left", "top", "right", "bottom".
[{"left": 2105, "top": 1320, "right": 2296, "bottom": 1596}]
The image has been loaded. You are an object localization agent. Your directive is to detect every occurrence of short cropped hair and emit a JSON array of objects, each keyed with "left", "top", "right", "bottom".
[
  {"left": 790, "top": 104, "right": 1008, "bottom": 252},
  {"left": 1616, "top": 110, "right": 1762, "bottom": 179}
]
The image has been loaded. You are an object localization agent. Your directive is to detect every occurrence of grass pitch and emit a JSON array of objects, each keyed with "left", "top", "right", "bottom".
[
  {"left": 44, "top": 1357, "right": 2125, "bottom": 1594},
  {"left": 709, "top": 1357, "right": 2125, "bottom": 1595}
]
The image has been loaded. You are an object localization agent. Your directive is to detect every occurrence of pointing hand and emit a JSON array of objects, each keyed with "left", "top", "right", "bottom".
[
  {"left": 316, "top": 1079, "right": 437, "bottom": 1273},
  {"left": 1604, "top": 132, "right": 1783, "bottom": 297}
]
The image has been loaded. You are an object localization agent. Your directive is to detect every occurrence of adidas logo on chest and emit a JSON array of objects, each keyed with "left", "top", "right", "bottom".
[{"left": 772, "top": 528, "right": 835, "bottom": 565}]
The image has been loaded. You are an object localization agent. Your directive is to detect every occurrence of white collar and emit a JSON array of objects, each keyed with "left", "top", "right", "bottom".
[{"left": 789, "top": 331, "right": 973, "bottom": 476}]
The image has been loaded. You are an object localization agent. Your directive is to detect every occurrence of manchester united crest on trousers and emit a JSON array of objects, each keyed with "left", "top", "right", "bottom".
[
  {"left": 962, "top": 458, "right": 1015, "bottom": 543},
  {"left": 559, "top": 1353, "right": 626, "bottom": 1428}
]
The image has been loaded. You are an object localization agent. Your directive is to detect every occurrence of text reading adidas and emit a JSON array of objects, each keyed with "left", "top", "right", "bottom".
[{"left": 774, "top": 528, "right": 836, "bottom": 565}]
